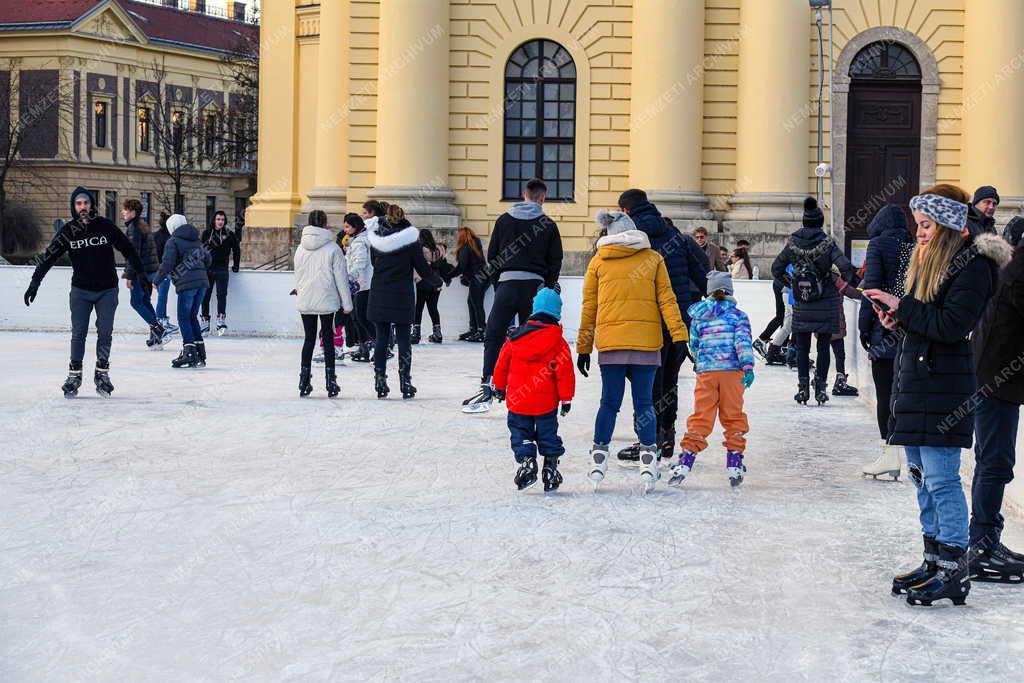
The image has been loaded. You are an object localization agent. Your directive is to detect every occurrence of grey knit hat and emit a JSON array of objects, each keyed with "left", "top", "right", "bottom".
[
  {"left": 706, "top": 270, "right": 734, "bottom": 296},
  {"left": 595, "top": 209, "right": 636, "bottom": 236}
]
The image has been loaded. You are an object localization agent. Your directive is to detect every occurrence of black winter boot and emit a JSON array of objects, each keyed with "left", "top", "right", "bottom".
[
  {"left": 794, "top": 376, "right": 810, "bottom": 405},
  {"left": 428, "top": 324, "right": 443, "bottom": 344},
  {"left": 299, "top": 366, "right": 313, "bottom": 397},
  {"left": 906, "top": 543, "right": 971, "bottom": 606},
  {"left": 892, "top": 536, "right": 939, "bottom": 595},
  {"left": 62, "top": 361, "right": 83, "bottom": 398},
  {"left": 325, "top": 368, "right": 340, "bottom": 398},
  {"left": 374, "top": 368, "right": 389, "bottom": 399},
  {"left": 410, "top": 324, "right": 421, "bottom": 345}
]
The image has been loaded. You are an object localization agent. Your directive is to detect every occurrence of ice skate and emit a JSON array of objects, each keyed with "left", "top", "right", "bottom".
[
  {"left": 457, "top": 328, "right": 477, "bottom": 341},
  {"left": 195, "top": 341, "right": 206, "bottom": 368},
  {"left": 726, "top": 450, "right": 746, "bottom": 487},
  {"left": 159, "top": 318, "right": 179, "bottom": 339},
  {"left": 410, "top": 324, "right": 421, "bottom": 345},
  {"left": 638, "top": 445, "right": 660, "bottom": 493},
  {"left": 93, "top": 363, "right": 114, "bottom": 398},
  {"left": 589, "top": 444, "right": 609, "bottom": 485},
  {"left": 374, "top": 368, "right": 390, "bottom": 399},
  {"left": 299, "top": 367, "right": 313, "bottom": 397},
  {"left": 794, "top": 376, "right": 810, "bottom": 405},
  {"left": 313, "top": 351, "right": 325, "bottom": 364},
  {"left": 906, "top": 544, "right": 970, "bottom": 606},
  {"left": 399, "top": 371, "right": 416, "bottom": 399},
  {"left": 892, "top": 536, "right": 939, "bottom": 595},
  {"left": 542, "top": 455, "right": 562, "bottom": 492},
  {"left": 216, "top": 314, "right": 227, "bottom": 336},
  {"left": 657, "top": 429, "right": 675, "bottom": 465},
  {"left": 668, "top": 450, "right": 697, "bottom": 487},
  {"left": 813, "top": 377, "right": 829, "bottom": 406},
  {"left": 349, "top": 342, "right": 372, "bottom": 363},
  {"left": 171, "top": 344, "right": 198, "bottom": 369},
  {"left": 616, "top": 442, "right": 641, "bottom": 468},
  {"left": 467, "top": 330, "right": 485, "bottom": 343},
  {"left": 428, "top": 324, "right": 443, "bottom": 344},
  {"left": 752, "top": 338, "right": 768, "bottom": 361},
  {"left": 325, "top": 369, "right": 340, "bottom": 398},
  {"left": 61, "top": 362, "right": 83, "bottom": 398},
  {"left": 969, "top": 543, "right": 1024, "bottom": 584},
  {"left": 515, "top": 455, "right": 538, "bottom": 490},
  {"left": 863, "top": 442, "right": 901, "bottom": 480},
  {"left": 461, "top": 382, "right": 493, "bottom": 413},
  {"left": 146, "top": 321, "right": 166, "bottom": 350},
  {"left": 199, "top": 316, "right": 211, "bottom": 335},
  {"left": 832, "top": 373, "right": 858, "bottom": 397},
  {"left": 764, "top": 344, "right": 787, "bottom": 366}
]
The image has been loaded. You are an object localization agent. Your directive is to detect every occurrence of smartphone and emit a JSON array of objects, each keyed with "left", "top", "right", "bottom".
[{"left": 858, "top": 288, "right": 891, "bottom": 313}]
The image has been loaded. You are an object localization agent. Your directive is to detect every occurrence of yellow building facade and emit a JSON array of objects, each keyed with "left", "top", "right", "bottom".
[{"left": 247, "top": 0, "right": 1024, "bottom": 271}]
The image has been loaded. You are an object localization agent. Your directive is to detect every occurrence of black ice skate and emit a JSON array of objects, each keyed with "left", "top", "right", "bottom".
[
  {"left": 374, "top": 368, "right": 390, "bottom": 399},
  {"left": 195, "top": 341, "right": 207, "bottom": 368},
  {"left": 94, "top": 363, "right": 114, "bottom": 398},
  {"left": 410, "top": 324, "right": 421, "bottom": 345},
  {"left": 428, "top": 324, "right": 443, "bottom": 344},
  {"left": 794, "top": 376, "right": 810, "bottom": 405},
  {"left": 62, "top": 361, "right": 83, "bottom": 398},
  {"left": 892, "top": 536, "right": 939, "bottom": 595},
  {"left": 349, "top": 342, "right": 372, "bottom": 363},
  {"left": 399, "top": 355, "right": 416, "bottom": 399},
  {"left": 813, "top": 377, "right": 829, "bottom": 406},
  {"left": 171, "top": 344, "right": 198, "bottom": 369},
  {"left": 752, "top": 338, "right": 768, "bottom": 361},
  {"left": 146, "top": 321, "right": 166, "bottom": 350},
  {"left": 299, "top": 367, "right": 313, "bottom": 397},
  {"left": 616, "top": 443, "right": 641, "bottom": 468},
  {"left": 457, "top": 328, "right": 477, "bottom": 341},
  {"left": 969, "top": 542, "right": 1024, "bottom": 583},
  {"left": 657, "top": 429, "right": 675, "bottom": 464},
  {"left": 542, "top": 455, "right": 563, "bottom": 492},
  {"left": 832, "top": 373, "right": 859, "bottom": 397},
  {"left": 325, "top": 369, "right": 340, "bottom": 399},
  {"left": 906, "top": 544, "right": 970, "bottom": 606},
  {"left": 515, "top": 455, "right": 538, "bottom": 490},
  {"left": 461, "top": 381, "right": 493, "bottom": 413},
  {"left": 764, "top": 344, "right": 787, "bottom": 366}
]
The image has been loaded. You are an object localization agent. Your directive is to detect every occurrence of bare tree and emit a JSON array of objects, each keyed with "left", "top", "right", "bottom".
[{"left": 210, "top": 27, "right": 259, "bottom": 177}]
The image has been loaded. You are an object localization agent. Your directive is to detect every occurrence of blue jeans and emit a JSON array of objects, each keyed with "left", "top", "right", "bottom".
[
  {"left": 129, "top": 271, "right": 158, "bottom": 326},
  {"left": 904, "top": 445, "right": 969, "bottom": 549},
  {"left": 594, "top": 364, "right": 658, "bottom": 446},
  {"left": 507, "top": 410, "right": 564, "bottom": 462},
  {"left": 177, "top": 287, "right": 206, "bottom": 345},
  {"left": 970, "top": 394, "right": 1021, "bottom": 547},
  {"left": 155, "top": 277, "right": 171, "bottom": 320}
]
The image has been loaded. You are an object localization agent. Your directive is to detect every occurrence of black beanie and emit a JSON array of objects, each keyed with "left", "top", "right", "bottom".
[
  {"left": 972, "top": 185, "right": 1000, "bottom": 206},
  {"left": 802, "top": 197, "right": 824, "bottom": 228}
]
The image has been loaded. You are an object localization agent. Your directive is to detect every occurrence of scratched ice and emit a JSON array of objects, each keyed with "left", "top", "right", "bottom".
[{"left": 2, "top": 331, "right": 1023, "bottom": 681}]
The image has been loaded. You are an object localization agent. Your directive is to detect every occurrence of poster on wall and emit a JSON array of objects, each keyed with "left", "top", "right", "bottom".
[{"left": 850, "top": 239, "right": 869, "bottom": 269}]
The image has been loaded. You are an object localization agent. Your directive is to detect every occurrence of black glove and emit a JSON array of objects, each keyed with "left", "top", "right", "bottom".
[
  {"left": 494, "top": 388, "right": 506, "bottom": 402},
  {"left": 559, "top": 401, "right": 571, "bottom": 417},
  {"left": 137, "top": 274, "right": 152, "bottom": 292},
  {"left": 675, "top": 340, "right": 690, "bottom": 362},
  {"left": 23, "top": 280, "right": 39, "bottom": 307},
  {"left": 859, "top": 333, "right": 871, "bottom": 353},
  {"left": 577, "top": 353, "right": 590, "bottom": 377},
  {"left": 232, "top": 266, "right": 239, "bottom": 273}
]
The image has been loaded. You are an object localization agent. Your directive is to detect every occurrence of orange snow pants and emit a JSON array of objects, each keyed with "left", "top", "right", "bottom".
[{"left": 681, "top": 370, "right": 749, "bottom": 454}]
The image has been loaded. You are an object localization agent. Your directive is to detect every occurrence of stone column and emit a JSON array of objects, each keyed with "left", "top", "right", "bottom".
[
  {"left": 303, "top": 0, "right": 350, "bottom": 219},
  {"left": 628, "top": 0, "right": 711, "bottom": 225},
  {"left": 368, "top": 0, "right": 459, "bottom": 228},
  {"left": 962, "top": 0, "right": 1024, "bottom": 222},
  {"left": 725, "top": 0, "right": 812, "bottom": 232}
]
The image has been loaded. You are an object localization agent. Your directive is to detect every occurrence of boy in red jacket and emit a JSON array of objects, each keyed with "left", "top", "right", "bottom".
[{"left": 494, "top": 287, "right": 575, "bottom": 491}]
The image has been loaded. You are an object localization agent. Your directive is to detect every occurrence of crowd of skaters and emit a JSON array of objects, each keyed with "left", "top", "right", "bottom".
[{"left": 18, "top": 174, "right": 1024, "bottom": 608}]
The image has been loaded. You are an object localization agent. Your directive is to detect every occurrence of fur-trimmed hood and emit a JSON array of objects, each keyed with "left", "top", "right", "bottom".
[
  {"left": 972, "top": 231, "right": 1014, "bottom": 268},
  {"left": 367, "top": 217, "right": 419, "bottom": 253}
]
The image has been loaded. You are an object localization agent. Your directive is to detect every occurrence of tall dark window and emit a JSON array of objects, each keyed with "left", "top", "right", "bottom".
[
  {"left": 141, "top": 192, "right": 152, "bottom": 223},
  {"left": 203, "top": 112, "right": 218, "bottom": 157},
  {"left": 105, "top": 191, "right": 117, "bottom": 220},
  {"left": 502, "top": 39, "right": 576, "bottom": 200},
  {"left": 171, "top": 110, "right": 185, "bottom": 154},
  {"left": 94, "top": 101, "right": 108, "bottom": 148},
  {"left": 206, "top": 196, "right": 217, "bottom": 227},
  {"left": 138, "top": 107, "right": 151, "bottom": 151}
]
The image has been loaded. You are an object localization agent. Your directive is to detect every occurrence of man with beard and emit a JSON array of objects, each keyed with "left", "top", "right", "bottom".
[
  {"left": 23, "top": 187, "right": 148, "bottom": 398},
  {"left": 967, "top": 185, "right": 999, "bottom": 236}
]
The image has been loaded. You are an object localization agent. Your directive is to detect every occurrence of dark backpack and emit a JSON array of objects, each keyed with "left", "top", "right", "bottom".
[{"left": 790, "top": 240, "right": 831, "bottom": 303}]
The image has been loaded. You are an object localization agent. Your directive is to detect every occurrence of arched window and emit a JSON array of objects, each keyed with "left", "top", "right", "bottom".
[
  {"left": 850, "top": 41, "right": 921, "bottom": 80},
  {"left": 503, "top": 39, "right": 576, "bottom": 200}
]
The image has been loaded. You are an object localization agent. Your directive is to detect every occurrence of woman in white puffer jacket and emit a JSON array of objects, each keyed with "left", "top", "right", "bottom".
[{"left": 294, "top": 210, "right": 353, "bottom": 398}]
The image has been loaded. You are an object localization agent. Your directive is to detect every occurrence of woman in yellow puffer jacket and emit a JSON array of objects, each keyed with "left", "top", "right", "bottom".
[{"left": 578, "top": 209, "right": 689, "bottom": 490}]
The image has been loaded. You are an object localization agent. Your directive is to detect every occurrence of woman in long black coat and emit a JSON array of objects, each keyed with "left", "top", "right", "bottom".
[
  {"left": 771, "top": 197, "right": 853, "bottom": 405},
  {"left": 366, "top": 204, "right": 442, "bottom": 399},
  {"left": 865, "top": 185, "right": 1010, "bottom": 607}
]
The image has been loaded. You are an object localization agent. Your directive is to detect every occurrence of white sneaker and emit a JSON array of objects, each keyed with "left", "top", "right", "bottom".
[
  {"left": 589, "top": 444, "right": 609, "bottom": 482},
  {"left": 863, "top": 442, "right": 902, "bottom": 480},
  {"left": 639, "top": 445, "right": 660, "bottom": 492}
]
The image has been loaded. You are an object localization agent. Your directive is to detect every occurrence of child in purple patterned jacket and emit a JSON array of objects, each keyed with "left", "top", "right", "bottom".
[{"left": 669, "top": 271, "right": 756, "bottom": 487}]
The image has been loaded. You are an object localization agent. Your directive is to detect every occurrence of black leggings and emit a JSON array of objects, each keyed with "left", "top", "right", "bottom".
[
  {"left": 871, "top": 358, "right": 895, "bottom": 439},
  {"left": 415, "top": 287, "right": 441, "bottom": 326},
  {"left": 354, "top": 290, "right": 372, "bottom": 342},
  {"left": 483, "top": 280, "right": 538, "bottom": 379},
  {"left": 301, "top": 313, "right": 335, "bottom": 369},
  {"left": 794, "top": 331, "right": 831, "bottom": 381},
  {"left": 831, "top": 338, "right": 846, "bottom": 375},
  {"left": 467, "top": 278, "right": 488, "bottom": 331},
  {"left": 759, "top": 281, "right": 786, "bottom": 341},
  {"left": 201, "top": 269, "right": 230, "bottom": 317},
  {"left": 374, "top": 322, "right": 411, "bottom": 372}
]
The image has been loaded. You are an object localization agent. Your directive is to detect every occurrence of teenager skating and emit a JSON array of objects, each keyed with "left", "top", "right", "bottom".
[
  {"left": 23, "top": 187, "right": 148, "bottom": 398},
  {"left": 493, "top": 287, "right": 574, "bottom": 491},
  {"left": 152, "top": 214, "right": 212, "bottom": 369},
  {"left": 200, "top": 210, "right": 240, "bottom": 335},
  {"left": 452, "top": 226, "right": 488, "bottom": 342},
  {"left": 121, "top": 198, "right": 165, "bottom": 349}
]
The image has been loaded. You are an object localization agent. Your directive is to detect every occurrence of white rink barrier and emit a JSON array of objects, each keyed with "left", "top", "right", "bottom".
[{"left": 2, "top": 264, "right": 1020, "bottom": 516}]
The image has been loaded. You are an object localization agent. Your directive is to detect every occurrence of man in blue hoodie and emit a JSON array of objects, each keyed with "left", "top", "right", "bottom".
[
  {"left": 24, "top": 187, "right": 148, "bottom": 397},
  {"left": 615, "top": 189, "right": 710, "bottom": 464}
]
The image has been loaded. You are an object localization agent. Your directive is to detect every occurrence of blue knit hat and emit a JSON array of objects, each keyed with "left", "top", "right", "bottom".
[{"left": 531, "top": 287, "right": 562, "bottom": 321}]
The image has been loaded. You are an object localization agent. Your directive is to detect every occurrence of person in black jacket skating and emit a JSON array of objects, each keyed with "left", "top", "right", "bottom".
[
  {"left": 968, "top": 218, "right": 1024, "bottom": 582},
  {"left": 200, "top": 210, "right": 240, "bottom": 335},
  {"left": 366, "top": 204, "right": 442, "bottom": 399},
  {"left": 151, "top": 212, "right": 178, "bottom": 336},
  {"left": 463, "top": 179, "right": 563, "bottom": 413},
  {"left": 864, "top": 184, "right": 1010, "bottom": 606},
  {"left": 120, "top": 198, "right": 164, "bottom": 349},
  {"left": 153, "top": 214, "right": 213, "bottom": 369},
  {"left": 771, "top": 197, "right": 854, "bottom": 406},
  {"left": 858, "top": 205, "right": 915, "bottom": 478},
  {"left": 23, "top": 187, "right": 148, "bottom": 397},
  {"left": 452, "top": 226, "right": 488, "bottom": 342}
]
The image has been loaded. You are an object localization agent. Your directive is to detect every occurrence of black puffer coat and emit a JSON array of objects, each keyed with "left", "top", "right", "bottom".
[
  {"left": 972, "top": 241, "right": 1024, "bottom": 405},
  {"left": 628, "top": 201, "right": 709, "bottom": 315},
  {"left": 367, "top": 218, "right": 442, "bottom": 324},
  {"left": 771, "top": 227, "right": 853, "bottom": 334},
  {"left": 857, "top": 205, "right": 915, "bottom": 360},
  {"left": 889, "top": 233, "right": 1011, "bottom": 447},
  {"left": 123, "top": 217, "right": 159, "bottom": 278}
]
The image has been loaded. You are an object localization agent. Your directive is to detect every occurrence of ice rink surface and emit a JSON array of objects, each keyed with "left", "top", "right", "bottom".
[{"left": 2, "top": 331, "right": 1024, "bottom": 682}]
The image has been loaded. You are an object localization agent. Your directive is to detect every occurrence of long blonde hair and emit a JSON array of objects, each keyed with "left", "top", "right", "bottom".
[{"left": 905, "top": 184, "right": 969, "bottom": 303}]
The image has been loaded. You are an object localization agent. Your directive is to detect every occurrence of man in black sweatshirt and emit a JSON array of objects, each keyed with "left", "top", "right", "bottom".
[
  {"left": 462, "top": 178, "right": 563, "bottom": 413},
  {"left": 200, "top": 210, "right": 241, "bottom": 335},
  {"left": 23, "top": 186, "right": 148, "bottom": 397}
]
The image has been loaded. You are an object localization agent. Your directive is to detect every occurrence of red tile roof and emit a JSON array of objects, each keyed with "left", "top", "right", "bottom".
[{"left": 0, "top": 0, "right": 258, "bottom": 56}]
